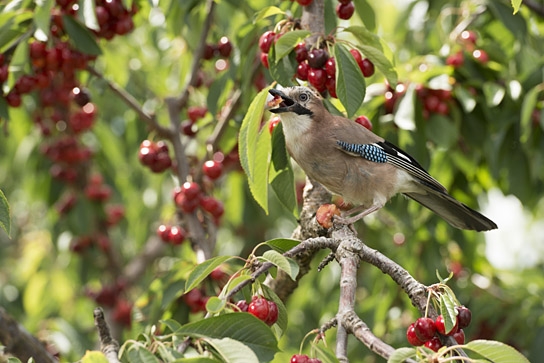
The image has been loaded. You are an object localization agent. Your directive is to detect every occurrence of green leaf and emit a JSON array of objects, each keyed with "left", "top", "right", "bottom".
[
  {"left": 511, "top": 0, "right": 522, "bottom": 14},
  {"left": 62, "top": 15, "right": 102, "bottom": 55},
  {"left": 344, "top": 26, "right": 382, "bottom": 52},
  {"left": 205, "top": 337, "right": 259, "bottom": 363},
  {"left": 239, "top": 87, "right": 272, "bottom": 213},
  {"left": 274, "top": 30, "right": 310, "bottom": 61},
  {"left": 333, "top": 43, "right": 366, "bottom": 118},
  {"left": 0, "top": 189, "right": 9, "bottom": 237},
  {"left": 0, "top": 96, "right": 8, "bottom": 121},
  {"left": 10, "top": 34, "right": 30, "bottom": 73},
  {"left": 80, "top": 0, "right": 99, "bottom": 31},
  {"left": 185, "top": 256, "right": 234, "bottom": 292},
  {"left": 262, "top": 250, "right": 299, "bottom": 281},
  {"left": 269, "top": 44, "right": 296, "bottom": 87},
  {"left": 352, "top": 0, "right": 375, "bottom": 31},
  {"left": 126, "top": 345, "right": 161, "bottom": 363},
  {"left": 253, "top": 6, "right": 285, "bottom": 23},
  {"left": 160, "top": 319, "right": 183, "bottom": 333},
  {"left": 439, "top": 293, "right": 458, "bottom": 334},
  {"left": 176, "top": 313, "right": 278, "bottom": 362},
  {"left": 520, "top": 84, "right": 543, "bottom": 143},
  {"left": 81, "top": 351, "right": 109, "bottom": 363},
  {"left": 33, "top": 0, "right": 53, "bottom": 41},
  {"left": 312, "top": 344, "right": 340, "bottom": 363},
  {"left": 425, "top": 114, "right": 458, "bottom": 149},
  {"left": 265, "top": 238, "right": 300, "bottom": 254},
  {"left": 482, "top": 82, "right": 505, "bottom": 107},
  {"left": 465, "top": 340, "right": 530, "bottom": 363},
  {"left": 455, "top": 86, "right": 477, "bottom": 113},
  {"left": 358, "top": 43, "right": 397, "bottom": 86},
  {"left": 206, "top": 296, "right": 226, "bottom": 314},
  {"left": 270, "top": 122, "right": 298, "bottom": 218},
  {"left": 387, "top": 347, "right": 417, "bottom": 363}
]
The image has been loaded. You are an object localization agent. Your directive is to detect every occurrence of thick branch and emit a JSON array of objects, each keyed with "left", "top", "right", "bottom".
[{"left": 0, "top": 306, "right": 57, "bottom": 363}]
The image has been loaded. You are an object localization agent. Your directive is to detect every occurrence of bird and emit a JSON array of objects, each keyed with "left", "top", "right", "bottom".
[{"left": 267, "top": 86, "right": 497, "bottom": 231}]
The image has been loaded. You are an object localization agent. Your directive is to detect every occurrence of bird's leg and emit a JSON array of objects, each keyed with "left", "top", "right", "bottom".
[{"left": 334, "top": 203, "right": 383, "bottom": 225}]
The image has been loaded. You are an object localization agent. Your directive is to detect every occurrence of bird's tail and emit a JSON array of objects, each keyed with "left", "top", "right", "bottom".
[{"left": 404, "top": 188, "right": 497, "bottom": 231}]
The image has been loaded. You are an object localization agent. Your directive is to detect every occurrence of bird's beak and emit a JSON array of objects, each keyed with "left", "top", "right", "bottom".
[{"left": 267, "top": 89, "right": 312, "bottom": 116}]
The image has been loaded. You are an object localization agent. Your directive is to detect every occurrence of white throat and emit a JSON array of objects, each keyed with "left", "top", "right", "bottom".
[{"left": 278, "top": 112, "right": 313, "bottom": 158}]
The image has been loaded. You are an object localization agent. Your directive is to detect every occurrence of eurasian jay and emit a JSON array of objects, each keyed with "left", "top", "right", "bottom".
[{"left": 268, "top": 86, "right": 497, "bottom": 231}]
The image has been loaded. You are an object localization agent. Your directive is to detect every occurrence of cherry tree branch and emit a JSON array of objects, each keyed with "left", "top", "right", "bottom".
[
  {"left": 94, "top": 307, "right": 121, "bottom": 363},
  {"left": 0, "top": 306, "right": 57, "bottom": 363}
]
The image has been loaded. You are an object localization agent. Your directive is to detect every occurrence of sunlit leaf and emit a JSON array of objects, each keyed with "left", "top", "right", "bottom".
[
  {"left": 265, "top": 238, "right": 300, "bottom": 253},
  {"left": 387, "top": 348, "right": 417, "bottom": 363},
  {"left": 62, "top": 15, "right": 102, "bottom": 55},
  {"left": 465, "top": 340, "right": 530, "bottom": 363},
  {"left": 185, "top": 256, "right": 234, "bottom": 292},
  {"left": 33, "top": 0, "right": 53, "bottom": 41},
  {"left": 254, "top": 6, "right": 285, "bottom": 23},
  {"left": 80, "top": 351, "right": 109, "bottom": 363},
  {"left": 205, "top": 337, "right": 259, "bottom": 363},
  {"left": 206, "top": 296, "right": 226, "bottom": 314},
  {"left": 262, "top": 250, "right": 299, "bottom": 281},
  {"left": 81, "top": 0, "right": 99, "bottom": 31},
  {"left": 511, "top": 0, "right": 522, "bottom": 14},
  {"left": 439, "top": 293, "right": 458, "bottom": 334},
  {"left": 520, "top": 84, "right": 543, "bottom": 142},
  {"left": 0, "top": 189, "right": 10, "bottom": 238},
  {"left": 274, "top": 30, "right": 310, "bottom": 61}
]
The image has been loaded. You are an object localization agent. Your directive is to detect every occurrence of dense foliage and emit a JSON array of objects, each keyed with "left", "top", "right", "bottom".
[{"left": 0, "top": 0, "right": 543, "bottom": 362}]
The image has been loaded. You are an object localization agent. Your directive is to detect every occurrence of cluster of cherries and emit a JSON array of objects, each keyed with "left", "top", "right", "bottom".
[
  {"left": 290, "top": 354, "right": 322, "bottom": 363},
  {"left": 415, "top": 85, "right": 453, "bottom": 119},
  {"left": 181, "top": 105, "right": 208, "bottom": 137},
  {"left": 406, "top": 306, "right": 472, "bottom": 351},
  {"left": 173, "top": 181, "right": 225, "bottom": 222},
  {"left": 203, "top": 37, "right": 234, "bottom": 60},
  {"left": 236, "top": 296, "right": 279, "bottom": 326},
  {"left": 138, "top": 140, "right": 173, "bottom": 173},
  {"left": 446, "top": 30, "right": 489, "bottom": 68},
  {"left": 157, "top": 224, "right": 187, "bottom": 245}
]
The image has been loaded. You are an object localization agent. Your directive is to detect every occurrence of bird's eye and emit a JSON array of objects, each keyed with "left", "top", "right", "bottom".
[{"left": 299, "top": 93, "right": 309, "bottom": 102}]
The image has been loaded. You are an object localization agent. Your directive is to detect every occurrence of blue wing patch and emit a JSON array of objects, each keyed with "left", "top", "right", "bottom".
[{"left": 336, "top": 141, "right": 388, "bottom": 163}]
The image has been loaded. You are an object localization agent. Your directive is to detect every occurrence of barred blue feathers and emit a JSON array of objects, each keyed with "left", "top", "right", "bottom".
[{"left": 336, "top": 141, "right": 388, "bottom": 163}]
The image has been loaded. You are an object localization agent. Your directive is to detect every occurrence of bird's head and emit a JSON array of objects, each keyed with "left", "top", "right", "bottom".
[{"left": 267, "top": 86, "right": 322, "bottom": 117}]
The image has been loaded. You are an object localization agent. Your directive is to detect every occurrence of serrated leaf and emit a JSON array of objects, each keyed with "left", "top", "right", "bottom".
[
  {"left": 185, "top": 256, "right": 234, "bottom": 292},
  {"left": 465, "top": 340, "right": 530, "bottom": 363},
  {"left": 393, "top": 83, "right": 415, "bottom": 130},
  {"left": 239, "top": 87, "right": 272, "bottom": 213},
  {"left": 269, "top": 45, "right": 296, "bottom": 87},
  {"left": 482, "top": 82, "right": 505, "bottom": 107},
  {"left": 34, "top": 0, "right": 53, "bottom": 41},
  {"left": 253, "top": 6, "right": 285, "bottom": 23},
  {"left": 81, "top": 0, "right": 99, "bottom": 31},
  {"left": 0, "top": 188, "right": 11, "bottom": 237},
  {"left": 206, "top": 296, "right": 226, "bottom": 314},
  {"left": 220, "top": 274, "right": 253, "bottom": 298},
  {"left": 358, "top": 43, "right": 397, "bottom": 86},
  {"left": 265, "top": 238, "right": 300, "bottom": 253},
  {"left": 274, "top": 30, "right": 310, "bottom": 61},
  {"left": 176, "top": 313, "right": 278, "bottom": 362},
  {"left": 387, "top": 347, "right": 417, "bottom": 363},
  {"left": 511, "top": 0, "right": 522, "bottom": 14},
  {"left": 333, "top": 43, "right": 366, "bottom": 118},
  {"left": 62, "top": 15, "right": 102, "bottom": 55},
  {"left": 439, "top": 293, "right": 458, "bottom": 334},
  {"left": 262, "top": 250, "right": 299, "bottom": 281},
  {"left": 205, "top": 337, "right": 259, "bottom": 363},
  {"left": 80, "top": 351, "right": 109, "bottom": 363},
  {"left": 520, "top": 84, "right": 543, "bottom": 142}
]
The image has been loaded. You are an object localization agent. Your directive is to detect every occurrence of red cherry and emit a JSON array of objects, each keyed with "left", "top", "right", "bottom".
[
  {"left": 248, "top": 297, "right": 270, "bottom": 321},
  {"left": 6, "top": 92, "right": 22, "bottom": 107},
  {"left": 460, "top": 30, "right": 477, "bottom": 44},
  {"left": 181, "top": 182, "right": 201, "bottom": 200},
  {"left": 157, "top": 224, "right": 170, "bottom": 242},
  {"left": 268, "top": 116, "right": 280, "bottom": 134},
  {"left": 336, "top": 1, "right": 355, "bottom": 20},
  {"left": 360, "top": 58, "right": 375, "bottom": 77},
  {"left": 436, "top": 101, "right": 449, "bottom": 115},
  {"left": 446, "top": 51, "right": 464, "bottom": 67},
  {"left": 338, "top": 0, "right": 351, "bottom": 3},
  {"left": 258, "top": 31, "right": 276, "bottom": 54},
  {"left": 414, "top": 317, "right": 436, "bottom": 342},
  {"left": 349, "top": 48, "right": 362, "bottom": 64},
  {"left": 325, "top": 57, "right": 336, "bottom": 76},
  {"left": 93, "top": 285, "right": 118, "bottom": 307},
  {"left": 175, "top": 193, "right": 200, "bottom": 213},
  {"left": 260, "top": 52, "right": 269, "bottom": 69},
  {"left": 112, "top": 299, "right": 132, "bottom": 328},
  {"left": 29, "top": 41, "right": 47, "bottom": 59},
  {"left": 264, "top": 300, "right": 278, "bottom": 325},
  {"left": 294, "top": 42, "right": 308, "bottom": 63},
  {"left": 307, "top": 48, "right": 328, "bottom": 69},
  {"left": 210, "top": 266, "right": 227, "bottom": 281},
  {"left": 181, "top": 120, "right": 198, "bottom": 136},
  {"left": 95, "top": 6, "right": 109, "bottom": 25},
  {"left": 296, "top": 0, "right": 313, "bottom": 5},
  {"left": 0, "top": 65, "right": 8, "bottom": 83},
  {"left": 202, "top": 160, "right": 223, "bottom": 180},
  {"left": 453, "top": 329, "right": 465, "bottom": 344},
  {"left": 114, "top": 16, "right": 134, "bottom": 35},
  {"left": 291, "top": 354, "right": 310, "bottom": 363},
  {"left": 203, "top": 44, "right": 216, "bottom": 60},
  {"left": 200, "top": 196, "right": 224, "bottom": 218},
  {"left": 168, "top": 226, "right": 186, "bottom": 245},
  {"left": 71, "top": 87, "right": 91, "bottom": 106},
  {"left": 325, "top": 76, "right": 337, "bottom": 98},
  {"left": 406, "top": 323, "right": 424, "bottom": 346},
  {"left": 354, "top": 115, "right": 372, "bottom": 130},
  {"left": 435, "top": 315, "right": 458, "bottom": 336},
  {"left": 236, "top": 300, "right": 249, "bottom": 312},
  {"left": 188, "top": 106, "right": 208, "bottom": 122},
  {"left": 424, "top": 94, "right": 440, "bottom": 113},
  {"left": 14, "top": 75, "right": 36, "bottom": 94},
  {"left": 296, "top": 62, "right": 309, "bottom": 80},
  {"left": 472, "top": 49, "right": 488, "bottom": 63},
  {"left": 424, "top": 337, "right": 442, "bottom": 352},
  {"left": 308, "top": 68, "right": 327, "bottom": 91},
  {"left": 456, "top": 306, "right": 472, "bottom": 329},
  {"left": 217, "top": 36, "right": 233, "bottom": 57}
]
